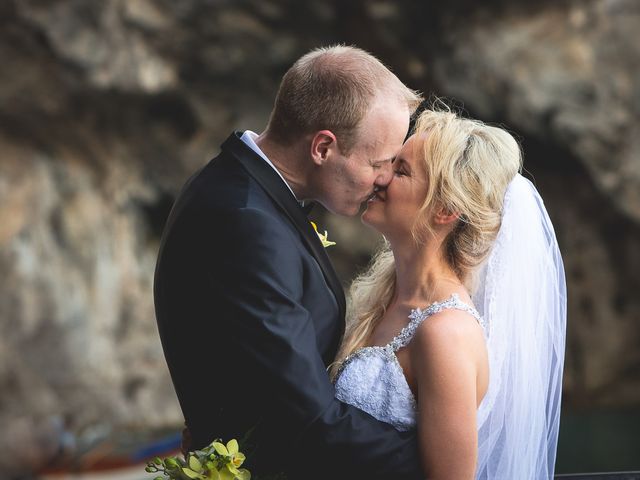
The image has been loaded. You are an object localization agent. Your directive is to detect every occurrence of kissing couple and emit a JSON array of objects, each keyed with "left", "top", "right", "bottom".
[{"left": 154, "top": 45, "right": 566, "bottom": 480}]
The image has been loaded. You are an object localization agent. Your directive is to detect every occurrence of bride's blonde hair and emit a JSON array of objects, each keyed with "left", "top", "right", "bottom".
[{"left": 330, "top": 104, "right": 522, "bottom": 378}]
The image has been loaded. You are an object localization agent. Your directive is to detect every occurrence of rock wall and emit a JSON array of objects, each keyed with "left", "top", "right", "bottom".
[
  {"left": 1, "top": 0, "right": 639, "bottom": 473},
  {"left": 424, "top": 0, "right": 640, "bottom": 408}
]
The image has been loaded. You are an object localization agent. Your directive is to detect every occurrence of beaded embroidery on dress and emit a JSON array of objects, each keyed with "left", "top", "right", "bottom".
[{"left": 334, "top": 293, "right": 484, "bottom": 431}]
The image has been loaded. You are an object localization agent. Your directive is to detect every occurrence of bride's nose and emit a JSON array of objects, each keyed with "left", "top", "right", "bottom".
[{"left": 375, "top": 162, "right": 393, "bottom": 188}]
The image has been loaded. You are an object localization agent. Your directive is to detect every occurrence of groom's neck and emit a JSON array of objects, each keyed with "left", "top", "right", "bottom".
[{"left": 256, "top": 131, "right": 311, "bottom": 201}]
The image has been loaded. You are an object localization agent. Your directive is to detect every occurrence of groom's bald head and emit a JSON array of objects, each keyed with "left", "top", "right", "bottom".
[{"left": 266, "top": 45, "right": 421, "bottom": 154}]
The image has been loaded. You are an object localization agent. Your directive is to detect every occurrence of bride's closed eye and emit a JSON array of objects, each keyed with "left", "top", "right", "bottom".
[
  {"left": 393, "top": 158, "right": 411, "bottom": 178},
  {"left": 394, "top": 162, "right": 410, "bottom": 177}
]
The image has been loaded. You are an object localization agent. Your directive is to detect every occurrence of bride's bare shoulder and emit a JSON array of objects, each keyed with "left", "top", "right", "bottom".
[
  {"left": 417, "top": 306, "right": 484, "bottom": 338},
  {"left": 409, "top": 308, "right": 486, "bottom": 369}
]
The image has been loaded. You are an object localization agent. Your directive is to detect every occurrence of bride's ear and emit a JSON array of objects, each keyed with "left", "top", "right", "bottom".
[
  {"left": 433, "top": 205, "right": 460, "bottom": 226},
  {"left": 310, "top": 130, "right": 338, "bottom": 166}
]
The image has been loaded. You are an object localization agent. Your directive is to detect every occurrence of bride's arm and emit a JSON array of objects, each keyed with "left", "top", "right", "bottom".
[{"left": 409, "top": 309, "right": 486, "bottom": 480}]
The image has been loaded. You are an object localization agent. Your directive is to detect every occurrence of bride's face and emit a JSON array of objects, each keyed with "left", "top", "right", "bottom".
[{"left": 361, "top": 134, "right": 429, "bottom": 239}]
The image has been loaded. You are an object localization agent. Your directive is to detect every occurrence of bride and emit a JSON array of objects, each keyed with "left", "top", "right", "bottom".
[{"left": 331, "top": 107, "right": 567, "bottom": 479}]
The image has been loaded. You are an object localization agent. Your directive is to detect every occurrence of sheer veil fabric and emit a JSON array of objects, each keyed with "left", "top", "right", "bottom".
[{"left": 473, "top": 174, "right": 567, "bottom": 479}]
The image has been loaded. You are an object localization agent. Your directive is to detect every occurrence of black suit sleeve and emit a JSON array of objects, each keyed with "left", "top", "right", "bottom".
[{"left": 208, "top": 207, "right": 424, "bottom": 480}]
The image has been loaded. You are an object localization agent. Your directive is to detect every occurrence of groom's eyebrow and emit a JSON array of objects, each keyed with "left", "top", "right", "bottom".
[{"left": 371, "top": 157, "right": 395, "bottom": 167}]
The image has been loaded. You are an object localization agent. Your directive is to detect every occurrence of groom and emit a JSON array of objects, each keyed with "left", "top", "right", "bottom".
[{"left": 154, "top": 46, "right": 424, "bottom": 479}]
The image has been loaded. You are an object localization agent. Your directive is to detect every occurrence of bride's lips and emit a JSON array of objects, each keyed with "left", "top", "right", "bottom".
[{"left": 366, "top": 191, "right": 385, "bottom": 203}]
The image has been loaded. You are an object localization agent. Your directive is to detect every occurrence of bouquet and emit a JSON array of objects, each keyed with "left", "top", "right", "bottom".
[{"left": 145, "top": 438, "right": 250, "bottom": 480}]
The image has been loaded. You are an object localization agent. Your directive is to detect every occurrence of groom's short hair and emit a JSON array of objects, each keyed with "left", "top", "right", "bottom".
[{"left": 266, "top": 45, "right": 421, "bottom": 154}]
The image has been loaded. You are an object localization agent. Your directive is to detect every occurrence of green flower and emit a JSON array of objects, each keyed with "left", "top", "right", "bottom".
[
  {"left": 310, "top": 222, "right": 336, "bottom": 248},
  {"left": 212, "top": 440, "right": 250, "bottom": 480},
  {"left": 145, "top": 437, "right": 250, "bottom": 480}
]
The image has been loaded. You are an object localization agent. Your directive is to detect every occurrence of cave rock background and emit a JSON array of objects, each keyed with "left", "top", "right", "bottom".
[{"left": 1, "top": 0, "right": 639, "bottom": 472}]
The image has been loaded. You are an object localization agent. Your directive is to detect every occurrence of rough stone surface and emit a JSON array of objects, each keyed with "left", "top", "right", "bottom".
[
  {"left": 421, "top": 0, "right": 640, "bottom": 409},
  {"left": 0, "top": 0, "right": 639, "bottom": 474},
  {"left": 431, "top": 0, "right": 640, "bottom": 220}
]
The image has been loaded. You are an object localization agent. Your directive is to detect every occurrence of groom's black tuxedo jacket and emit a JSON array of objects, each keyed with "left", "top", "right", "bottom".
[{"left": 154, "top": 132, "right": 423, "bottom": 479}]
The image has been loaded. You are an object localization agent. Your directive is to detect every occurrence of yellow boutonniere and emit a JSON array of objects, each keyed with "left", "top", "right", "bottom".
[{"left": 310, "top": 222, "right": 336, "bottom": 248}]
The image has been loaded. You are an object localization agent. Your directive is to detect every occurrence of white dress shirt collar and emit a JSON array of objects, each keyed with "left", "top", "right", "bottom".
[{"left": 240, "top": 130, "right": 299, "bottom": 201}]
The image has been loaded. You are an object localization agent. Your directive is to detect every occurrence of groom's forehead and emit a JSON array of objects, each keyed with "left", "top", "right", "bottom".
[
  {"left": 358, "top": 139, "right": 399, "bottom": 164},
  {"left": 362, "top": 128, "right": 404, "bottom": 152}
]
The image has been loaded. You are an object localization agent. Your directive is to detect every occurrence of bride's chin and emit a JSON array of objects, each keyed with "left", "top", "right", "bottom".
[{"left": 361, "top": 210, "right": 383, "bottom": 231}]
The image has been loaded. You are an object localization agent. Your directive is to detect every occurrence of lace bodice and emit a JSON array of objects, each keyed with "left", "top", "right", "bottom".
[{"left": 333, "top": 293, "right": 485, "bottom": 431}]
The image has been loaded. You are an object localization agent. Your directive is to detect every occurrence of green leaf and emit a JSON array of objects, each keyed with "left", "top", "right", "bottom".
[
  {"left": 189, "top": 455, "right": 203, "bottom": 472},
  {"left": 182, "top": 467, "right": 203, "bottom": 479},
  {"left": 153, "top": 457, "right": 163, "bottom": 465}
]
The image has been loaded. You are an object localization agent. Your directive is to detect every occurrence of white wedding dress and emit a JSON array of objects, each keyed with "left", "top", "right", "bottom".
[
  {"left": 333, "top": 175, "right": 566, "bottom": 479},
  {"left": 334, "top": 293, "right": 485, "bottom": 431}
]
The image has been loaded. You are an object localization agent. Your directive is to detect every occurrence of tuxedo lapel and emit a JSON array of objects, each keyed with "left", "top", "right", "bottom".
[{"left": 220, "top": 132, "right": 347, "bottom": 323}]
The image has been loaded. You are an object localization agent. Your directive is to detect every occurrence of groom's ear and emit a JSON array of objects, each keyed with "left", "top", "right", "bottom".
[{"left": 310, "top": 130, "right": 338, "bottom": 166}]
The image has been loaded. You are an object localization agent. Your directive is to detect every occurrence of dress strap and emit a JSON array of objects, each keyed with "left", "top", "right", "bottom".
[{"left": 388, "top": 293, "right": 485, "bottom": 352}]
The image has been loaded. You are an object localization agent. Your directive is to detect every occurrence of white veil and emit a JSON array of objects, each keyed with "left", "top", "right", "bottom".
[{"left": 472, "top": 174, "right": 567, "bottom": 479}]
